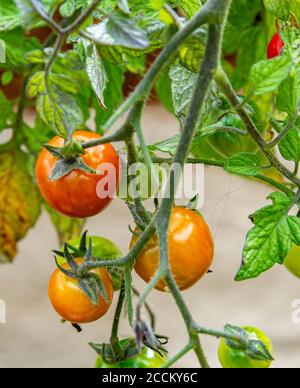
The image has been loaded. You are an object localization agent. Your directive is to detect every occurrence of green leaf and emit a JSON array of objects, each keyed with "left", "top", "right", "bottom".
[
  {"left": 21, "top": 117, "right": 56, "bottom": 154},
  {"left": 155, "top": 67, "right": 174, "bottom": 113},
  {"left": 169, "top": 63, "right": 197, "bottom": 122},
  {"left": 87, "top": 14, "right": 150, "bottom": 50},
  {"left": 250, "top": 56, "right": 292, "bottom": 95},
  {"left": 59, "top": 0, "right": 77, "bottom": 17},
  {"left": 93, "top": 62, "right": 124, "bottom": 128},
  {"left": 106, "top": 14, "right": 150, "bottom": 49},
  {"left": 0, "top": 1, "right": 20, "bottom": 32},
  {"left": 45, "top": 204, "right": 86, "bottom": 246},
  {"left": 14, "top": 0, "right": 60, "bottom": 30},
  {"left": 0, "top": 151, "right": 41, "bottom": 263},
  {"left": 25, "top": 49, "right": 47, "bottom": 64},
  {"left": 37, "top": 87, "right": 83, "bottom": 137},
  {"left": 0, "top": 91, "right": 15, "bottom": 131},
  {"left": 278, "top": 122, "right": 300, "bottom": 162},
  {"left": 276, "top": 74, "right": 300, "bottom": 114},
  {"left": 84, "top": 41, "right": 107, "bottom": 109},
  {"left": 179, "top": 31, "right": 205, "bottom": 73},
  {"left": 178, "top": 0, "right": 202, "bottom": 18},
  {"left": 27, "top": 71, "right": 46, "bottom": 98},
  {"left": 224, "top": 153, "right": 260, "bottom": 177},
  {"left": 1, "top": 70, "right": 13, "bottom": 86},
  {"left": 236, "top": 192, "right": 300, "bottom": 281},
  {"left": 263, "top": 0, "right": 290, "bottom": 20}
]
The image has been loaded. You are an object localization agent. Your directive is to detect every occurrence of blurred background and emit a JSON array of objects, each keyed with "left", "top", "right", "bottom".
[{"left": 0, "top": 104, "right": 300, "bottom": 368}]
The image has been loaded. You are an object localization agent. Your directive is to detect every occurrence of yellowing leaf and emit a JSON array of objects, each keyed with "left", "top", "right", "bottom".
[{"left": 0, "top": 151, "right": 41, "bottom": 263}]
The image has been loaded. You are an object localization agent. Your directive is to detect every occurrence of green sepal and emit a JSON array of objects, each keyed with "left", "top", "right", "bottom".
[{"left": 49, "top": 156, "right": 99, "bottom": 181}]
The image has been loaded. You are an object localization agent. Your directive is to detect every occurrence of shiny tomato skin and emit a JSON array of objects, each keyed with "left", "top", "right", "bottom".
[
  {"left": 95, "top": 339, "right": 167, "bottom": 368},
  {"left": 267, "top": 32, "right": 285, "bottom": 59},
  {"left": 218, "top": 327, "right": 273, "bottom": 369},
  {"left": 48, "top": 258, "right": 114, "bottom": 324},
  {"left": 36, "top": 131, "right": 120, "bottom": 218},
  {"left": 132, "top": 207, "right": 214, "bottom": 292}
]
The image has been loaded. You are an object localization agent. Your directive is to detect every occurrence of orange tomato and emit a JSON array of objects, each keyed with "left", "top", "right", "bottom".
[
  {"left": 132, "top": 207, "right": 214, "bottom": 291},
  {"left": 48, "top": 259, "right": 114, "bottom": 323},
  {"left": 36, "top": 131, "right": 120, "bottom": 218}
]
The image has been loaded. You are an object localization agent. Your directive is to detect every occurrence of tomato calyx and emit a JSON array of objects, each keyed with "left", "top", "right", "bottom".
[
  {"left": 44, "top": 138, "right": 99, "bottom": 180},
  {"left": 224, "top": 325, "right": 274, "bottom": 362},
  {"left": 90, "top": 337, "right": 167, "bottom": 366},
  {"left": 54, "top": 232, "right": 109, "bottom": 306}
]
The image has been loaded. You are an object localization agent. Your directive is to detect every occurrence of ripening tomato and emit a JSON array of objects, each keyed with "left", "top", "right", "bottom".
[
  {"left": 218, "top": 327, "right": 273, "bottom": 369},
  {"left": 48, "top": 258, "right": 114, "bottom": 323},
  {"left": 95, "top": 339, "right": 167, "bottom": 368},
  {"left": 36, "top": 131, "right": 120, "bottom": 218},
  {"left": 284, "top": 245, "right": 300, "bottom": 278},
  {"left": 267, "top": 32, "right": 284, "bottom": 59},
  {"left": 131, "top": 207, "right": 214, "bottom": 292}
]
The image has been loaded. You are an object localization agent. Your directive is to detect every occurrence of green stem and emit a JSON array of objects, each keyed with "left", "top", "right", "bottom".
[
  {"left": 110, "top": 280, "right": 125, "bottom": 360},
  {"left": 152, "top": 157, "right": 293, "bottom": 196},
  {"left": 124, "top": 268, "right": 134, "bottom": 326},
  {"left": 266, "top": 115, "right": 297, "bottom": 149},
  {"left": 215, "top": 67, "right": 300, "bottom": 187},
  {"left": 161, "top": 343, "right": 193, "bottom": 368}
]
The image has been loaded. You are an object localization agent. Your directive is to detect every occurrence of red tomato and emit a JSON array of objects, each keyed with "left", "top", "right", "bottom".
[
  {"left": 267, "top": 32, "right": 285, "bottom": 59},
  {"left": 36, "top": 131, "right": 120, "bottom": 218}
]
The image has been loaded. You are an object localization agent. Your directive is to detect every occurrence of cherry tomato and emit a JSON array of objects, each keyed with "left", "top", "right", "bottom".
[
  {"left": 267, "top": 32, "right": 284, "bottom": 59},
  {"left": 36, "top": 131, "right": 120, "bottom": 218},
  {"left": 48, "top": 258, "right": 114, "bottom": 324},
  {"left": 59, "top": 235, "right": 123, "bottom": 290},
  {"left": 131, "top": 207, "right": 214, "bottom": 292},
  {"left": 284, "top": 245, "right": 300, "bottom": 278},
  {"left": 95, "top": 339, "right": 167, "bottom": 368},
  {"left": 218, "top": 327, "right": 273, "bottom": 369}
]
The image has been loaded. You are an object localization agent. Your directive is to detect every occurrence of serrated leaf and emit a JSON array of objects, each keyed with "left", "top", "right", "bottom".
[
  {"left": 224, "top": 153, "right": 260, "bottom": 177},
  {"left": 279, "top": 122, "right": 300, "bottom": 162},
  {"left": 45, "top": 204, "right": 86, "bottom": 246},
  {"left": 250, "top": 56, "right": 291, "bottom": 95},
  {"left": 27, "top": 71, "right": 46, "bottom": 98},
  {"left": 0, "top": 151, "right": 41, "bottom": 263},
  {"left": 84, "top": 42, "right": 107, "bottom": 109},
  {"left": 236, "top": 192, "right": 300, "bottom": 281},
  {"left": 37, "top": 87, "right": 83, "bottom": 137}
]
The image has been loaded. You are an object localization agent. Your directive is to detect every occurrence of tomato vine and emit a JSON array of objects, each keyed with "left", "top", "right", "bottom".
[{"left": 2, "top": 0, "right": 300, "bottom": 368}]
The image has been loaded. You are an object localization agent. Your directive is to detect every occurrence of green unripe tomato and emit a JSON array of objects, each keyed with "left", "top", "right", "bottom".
[
  {"left": 95, "top": 339, "right": 167, "bottom": 368},
  {"left": 59, "top": 236, "right": 123, "bottom": 290},
  {"left": 218, "top": 327, "right": 273, "bottom": 369},
  {"left": 284, "top": 244, "right": 300, "bottom": 278}
]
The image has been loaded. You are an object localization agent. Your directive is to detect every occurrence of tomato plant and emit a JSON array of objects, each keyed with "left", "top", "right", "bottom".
[{"left": 4, "top": 0, "right": 300, "bottom": 369}]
